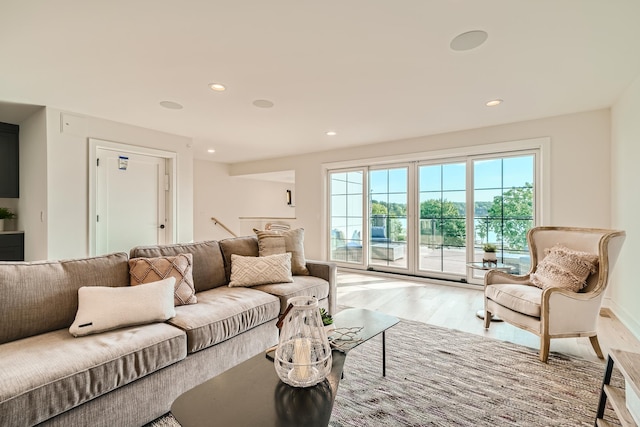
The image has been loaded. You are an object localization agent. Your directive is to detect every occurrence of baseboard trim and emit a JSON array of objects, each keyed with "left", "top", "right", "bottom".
[
  {"left": 604, "top": 299, "right": 640, "bottom": 341},
  {"left": 600, "top": 307, "right": 615, "bottom": 319},
  {"left": 337, "top": 266, "right": 482, "bottom": 291}
]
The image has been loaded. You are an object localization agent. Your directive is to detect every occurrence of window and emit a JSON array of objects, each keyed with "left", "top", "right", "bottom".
[
  {"left": 329, "top": 170, "right": 364, "bottom": 264},
  {"left": 473, "top": 154, "right": 535, "bottom": 277},
  {"left": 325, "top": 140, "right": 544, "bottom": 285},
  {"left": 418, "top": 162, "right": 466, "bottom": 275},
  {"left": 369, "top": 167, "right": 408, "bottom": 269}
]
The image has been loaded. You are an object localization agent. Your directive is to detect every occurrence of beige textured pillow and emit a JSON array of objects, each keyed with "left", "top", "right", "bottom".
[
  {"left": 129, "top": 253, "right": 197, "bottom": 306},
  {"left": 69, "top": 278, "right": 176, "bottom": 337},
  {"left": 253, "top": 228, "right": 309, "bottom": 275},
  {"left": 530, "top": 245, "right": 599, "bottom": 292},
  {"left": 255, "top": 229, "right": 287, "bottom": 256},
  {"left": 229, "top": 253, "right": 293, "bottom": 287}
]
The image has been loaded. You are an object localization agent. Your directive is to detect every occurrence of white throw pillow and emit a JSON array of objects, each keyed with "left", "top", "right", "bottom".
[
  {"left": 69, "top": 277, "right": 176, "bottom": 337},
  {"left": 229, "top": 253, "right": 293, "bottom": 287}
]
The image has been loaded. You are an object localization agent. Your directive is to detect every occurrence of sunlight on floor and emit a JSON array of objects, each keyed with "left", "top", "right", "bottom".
[{"left": 334, "top": 269, "right": 628, "bottom": 363}]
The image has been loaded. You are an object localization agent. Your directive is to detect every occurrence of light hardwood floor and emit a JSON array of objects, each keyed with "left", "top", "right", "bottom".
[{"left": 336, "top": 270, "right": 640, "bottom": 362}]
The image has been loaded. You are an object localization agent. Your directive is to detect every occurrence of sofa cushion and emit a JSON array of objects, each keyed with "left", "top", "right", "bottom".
[
  {"left": 485, "top": 283, "right": 542, "bottom": 317},
  {"left": 229, "top": 253, "right": 293, "bottom": 287},
  {"left": 371, "top": 226, "right": 386, "bottom": 238},
  {"left": 0, "top": 252, "right": 130, "bottom": 345},
  {"left": 69, "top": 278, "right": 176, "bottom": 337},
  {"left": 254, "top": 275, "right": 330, "bottom": 314},
  {"left": 0, "top": 324, "right": 186, "bottom": 427},
  {"left": 219, "top": 236, "right": 260, "bottom": 282},
  {"left": 129, "top": 254, "right": 197, "bottom": 305},
  {"left": 130, "top": 241, "right": 227, "bottom": 292},
  {"left": 167, "top": 286, "right": 280, "bottom": 353}
]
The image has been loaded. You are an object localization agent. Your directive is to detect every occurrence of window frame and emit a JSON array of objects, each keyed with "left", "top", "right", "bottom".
[{"left": 322, "top": 137, "right": 550, "bottom": 284}]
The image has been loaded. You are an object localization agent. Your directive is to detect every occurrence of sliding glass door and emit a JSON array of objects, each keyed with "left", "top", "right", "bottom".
[
  {"left": 418, "top": 162, "right": 466, "bottom": 276},
  {"left": 329, "top": 170, "right": 364, "bottom": 264},
  {"left": 472, "top": 155, "right": 535, "bottom": 278},
  {"left": 369, "top": 167, "right": 408, "bottom": 269},
  {"left": 328, "top": 150, "right": 538, "bottom": 284}
]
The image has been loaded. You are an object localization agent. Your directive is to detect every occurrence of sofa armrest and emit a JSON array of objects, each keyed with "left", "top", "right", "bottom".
[{"left": 306, "top": 260, "right": 337, "bottom": 315}]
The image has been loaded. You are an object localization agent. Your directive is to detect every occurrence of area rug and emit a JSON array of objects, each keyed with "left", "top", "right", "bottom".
[{"left": 146, "top": 319, "right": 620, "bottom": 426}]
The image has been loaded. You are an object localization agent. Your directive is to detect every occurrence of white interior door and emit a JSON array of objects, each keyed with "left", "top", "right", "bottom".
[{"left": 95, "top": 148, "right": 167, "bottom": 255}]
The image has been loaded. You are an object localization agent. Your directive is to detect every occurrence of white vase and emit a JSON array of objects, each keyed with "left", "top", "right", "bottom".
[{"left": 484, "top": 251, "right": 497, "bottom": 261}]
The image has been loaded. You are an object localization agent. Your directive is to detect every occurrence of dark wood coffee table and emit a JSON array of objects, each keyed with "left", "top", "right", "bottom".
[{"left": 171, "top": 308, "right": 398, "bottom": 427}]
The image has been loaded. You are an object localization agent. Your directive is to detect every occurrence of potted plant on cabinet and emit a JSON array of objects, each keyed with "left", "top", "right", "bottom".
[
  {"left": 0, "top": 207, "right": 16, "bottom": 232},
  {"left": 483, "top": 243, "right": 497, "bottom": 266}
]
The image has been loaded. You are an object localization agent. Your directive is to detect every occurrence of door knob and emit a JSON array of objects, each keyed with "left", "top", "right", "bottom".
[{"left": 159, "top": 224, "right": 165, "bottom": 229}]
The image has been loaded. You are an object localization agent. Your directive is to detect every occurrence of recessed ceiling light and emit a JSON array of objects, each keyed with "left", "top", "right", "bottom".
[
  {"left": 326, "top": 131, "right": 337, "bottom": 136},
  {"left": 209, "top": 83, "right": 226, "bottom": 91},
  {"left": 485, "top": 99, "right": 503, "bottom": 107},
  {"left": 253, "top": 99, "right": 274, "bottom": 109},
  {"left": 450, "top": 30, "right": 488, "bottom": 51},
  {"left": 207, "top": 149, "right": 216, "bottom": 153},
  {"left": 159, "top": 101, "right": 183, "bottom": 110}
]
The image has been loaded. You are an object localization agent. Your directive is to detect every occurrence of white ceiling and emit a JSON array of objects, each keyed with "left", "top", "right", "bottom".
[{"left": 2, "top": 1, "right": 640, "bottom": 163}]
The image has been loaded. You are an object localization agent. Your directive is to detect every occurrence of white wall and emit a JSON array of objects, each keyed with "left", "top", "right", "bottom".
[
  {"left": 44, "top": 108, "right": 194, "bottom": 260},
  {"left": 193, "top": 159, "right": 295, "bottom": 241},
  {"left": 611, "top": 74, "right": 640, "bottom": 338},
  {"left": 17, "top": 108, "right": 48, "bottom": 261},
  {"left": 231, "top": 109, "right": 612, "bottom": 261}
]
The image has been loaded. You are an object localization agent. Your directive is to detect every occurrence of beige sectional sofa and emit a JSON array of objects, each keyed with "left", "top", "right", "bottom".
[{"left": 0, "top": 235, "right": 336, "bottom": 427}]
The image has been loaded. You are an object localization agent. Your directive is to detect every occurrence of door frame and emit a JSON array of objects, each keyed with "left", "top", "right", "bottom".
[{"left": 88, "top": 138, "right": 178, "bottom": 256}]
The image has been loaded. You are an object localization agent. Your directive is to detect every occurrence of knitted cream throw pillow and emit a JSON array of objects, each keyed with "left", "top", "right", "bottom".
[
  {"left": 530, "top": 245, "right": 599, "bottom": 292},
  {"left": 229, "top": 253, "right": 293, "bottom": 287}
]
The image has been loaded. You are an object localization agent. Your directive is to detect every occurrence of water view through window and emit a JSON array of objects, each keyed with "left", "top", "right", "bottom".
[{"left": 328, "top": 152, "right": 536, "bottom": 283}]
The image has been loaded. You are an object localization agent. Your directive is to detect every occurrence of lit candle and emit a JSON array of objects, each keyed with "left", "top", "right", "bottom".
[{"left": 293, "top": 338, "right": 311, "bottom": 380}]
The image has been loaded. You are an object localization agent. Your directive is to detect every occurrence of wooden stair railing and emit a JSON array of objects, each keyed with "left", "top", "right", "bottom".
[{"left": 211, "top": 217, "right": 237, "bottom": 237}]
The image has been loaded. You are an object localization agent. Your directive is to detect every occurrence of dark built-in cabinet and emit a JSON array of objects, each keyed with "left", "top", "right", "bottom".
[
  {"left": 0, "top": 232, "right": 24, "bottom": 261},
  {"left": 0, "top": 121, "right": 19, "bottom": 198}
]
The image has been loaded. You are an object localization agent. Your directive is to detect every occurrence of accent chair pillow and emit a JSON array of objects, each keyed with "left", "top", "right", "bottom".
[
  {"left": 229, "top": 253, "right": 293, "bottom": 287},
  {"left": 129, "top": 253, "right": 197, "bottom": 306},
  {"left": 69, "top": 277, "right": 176, "bottom": 337},
  {"left": 530, "top": 245, "right": 599, "bottom": 292},
  {"left": 253, "top": 228, "right": 309, "bottom": 275}
]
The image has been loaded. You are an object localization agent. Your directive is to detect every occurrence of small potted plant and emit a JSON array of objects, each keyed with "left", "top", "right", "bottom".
[
  {"left": 483, "top": 243, "right": 497, "bottom": 264},
  {"left": 319, "top": 308, "right": 335, "bottom": 335},
  {"left": 0, "top": 207, "right": 16, "bottom": 232}
]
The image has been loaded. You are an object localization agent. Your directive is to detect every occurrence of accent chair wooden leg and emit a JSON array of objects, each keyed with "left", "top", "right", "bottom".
[
  {"left": 484, "top": 310, "right": 492, "bottom": 329},
  {"left": 539, "top": 336, "right": 550, "bottom": 363},
  {"left": 589, "top": 335, "right": 604, "bottom": 359}
]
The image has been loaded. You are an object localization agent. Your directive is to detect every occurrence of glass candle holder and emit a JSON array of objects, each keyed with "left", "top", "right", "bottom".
[{"left": 274, "top": 296, "right": 332, "bottom": 387}]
